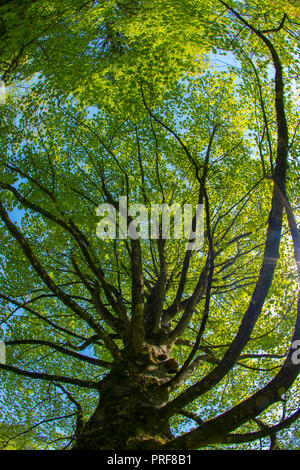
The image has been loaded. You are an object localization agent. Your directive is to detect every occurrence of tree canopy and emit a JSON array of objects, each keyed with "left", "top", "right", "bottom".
[{"left": 0, "top": 0, "right": 299, "bottom": 450}]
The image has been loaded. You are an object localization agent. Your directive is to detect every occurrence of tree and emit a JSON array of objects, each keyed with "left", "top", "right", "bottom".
[{"left": 0, "top": 0, "right": 299, "bottom": 450}]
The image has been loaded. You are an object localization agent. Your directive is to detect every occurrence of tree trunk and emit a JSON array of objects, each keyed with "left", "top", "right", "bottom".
[{"left": 73, "top": 343, "right": 176, "bottom": 450}]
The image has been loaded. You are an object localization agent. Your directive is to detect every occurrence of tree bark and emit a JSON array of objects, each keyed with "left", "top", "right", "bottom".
[{"left": 72, "top": 343, "right": 175, "bottom": 450}]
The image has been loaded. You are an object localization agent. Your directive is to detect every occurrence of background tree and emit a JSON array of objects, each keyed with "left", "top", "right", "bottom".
[{"left": 0, "top": 0, "right": 299, "bottom": 450}]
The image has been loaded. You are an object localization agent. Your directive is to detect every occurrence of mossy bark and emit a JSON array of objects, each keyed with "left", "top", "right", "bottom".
[{"left": 72, "top": 343, "right": 177, "bottom": 450}]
